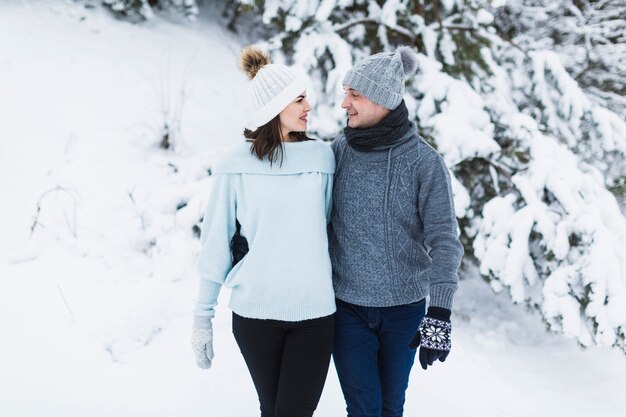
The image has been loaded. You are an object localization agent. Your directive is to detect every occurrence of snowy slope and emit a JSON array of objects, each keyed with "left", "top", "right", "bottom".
[{"left": 1, "top": 2, "right": 625, "bottom": 417}]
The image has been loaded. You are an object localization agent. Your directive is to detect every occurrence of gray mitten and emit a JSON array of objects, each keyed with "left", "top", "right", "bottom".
[{"left": 191, "top": 317, "right": 214, "bottom": 369}]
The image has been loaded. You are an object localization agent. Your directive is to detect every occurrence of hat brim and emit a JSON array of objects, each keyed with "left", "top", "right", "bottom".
[{"left": 252, "top": 76, "right": 308, "bottom": 129}]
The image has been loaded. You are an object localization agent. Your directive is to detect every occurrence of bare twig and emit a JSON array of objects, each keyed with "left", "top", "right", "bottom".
[
  {"left": 57, "top": 283, "right": 76, "bottom": 322},
  {"left": 62, "top": 203, "right": 78, "bottom": 238},
  {"left": 127, "top": 190, "right": 147, "bottom": 231},
  {"left": 155, "top": 50, "right": 196, "bottom": 150},
  {"left": 30, "top": 186, "right": 80, "bottom": 239}
]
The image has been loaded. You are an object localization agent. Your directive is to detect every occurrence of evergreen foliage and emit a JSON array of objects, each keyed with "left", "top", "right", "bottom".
[
  {"left": 102, "top": 0, "right": 199, "bottom": 22},
  {"left": 493, "top": 0, "right": 626, "bottom": 117}
]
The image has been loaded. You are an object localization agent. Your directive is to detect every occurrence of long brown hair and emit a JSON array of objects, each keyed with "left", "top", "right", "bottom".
[{"left": 243, "top": 117, "right": 311, "bottom": 165}]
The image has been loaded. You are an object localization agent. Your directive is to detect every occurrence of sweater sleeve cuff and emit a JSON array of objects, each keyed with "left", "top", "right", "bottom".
[
  {"left": 194, "top": 280, "right": 222, "bottom": 318},
  {"left": 193, "top": 315, "right": 213, "bottom": 329},
  {"left": 429, "top": 285, "right": 456, "bottom": 310}
]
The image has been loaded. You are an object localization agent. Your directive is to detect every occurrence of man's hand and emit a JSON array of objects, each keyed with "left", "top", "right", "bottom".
[
  {"left": 409, "top": 306, "right": 452, "bottom": 370},
  {"left": 231, "top": 220, "right": 249, "bottom": 266}
]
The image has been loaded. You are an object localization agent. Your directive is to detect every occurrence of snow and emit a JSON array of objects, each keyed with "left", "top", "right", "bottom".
[
  {"left": 1, "top": 1, "right": 626, "bottom": 417},
  {"left": 476, "top": 9, "right": 494, "bottom": 25},
  {"left": 380, "top": 0, "right": 401, "bottom": 29},
  {"left": 414, "top": 54, "right": 501, "bottom": 166},
  {"left": 315, "top": 0, "right": 336, "bottom": 22},
  {"left": 439, "top": 31, "right": 457, "bottom": 66},
  {"left": 262, "top": 0, "right": 281, "bottom": 24}
]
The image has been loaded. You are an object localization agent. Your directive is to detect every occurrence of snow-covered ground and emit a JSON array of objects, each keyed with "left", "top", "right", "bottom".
[{"left": 1, "top": 2, "right": 625, "bottom": 416}]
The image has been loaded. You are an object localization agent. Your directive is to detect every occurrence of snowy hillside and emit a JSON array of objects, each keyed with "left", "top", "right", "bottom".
[{"left": 1, "top": 2, "right": 625, "bottom": 417}]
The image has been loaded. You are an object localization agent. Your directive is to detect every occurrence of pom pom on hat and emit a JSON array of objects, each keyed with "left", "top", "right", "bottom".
[
  {"left": 396, "top": 45, "right": 418, "bottom": 76},
  {"left": 240, "top": 47, "right": 270, "bottom": 80}
]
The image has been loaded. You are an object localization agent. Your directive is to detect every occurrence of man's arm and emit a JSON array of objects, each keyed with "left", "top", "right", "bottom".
[{"left": 416, "top": 149, "right": 464, "bottom": 309}]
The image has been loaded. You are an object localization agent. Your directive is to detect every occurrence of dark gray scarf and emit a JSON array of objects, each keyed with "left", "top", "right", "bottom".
[{"left": 344, "top": 100, "right": 415, "bottom": 151}]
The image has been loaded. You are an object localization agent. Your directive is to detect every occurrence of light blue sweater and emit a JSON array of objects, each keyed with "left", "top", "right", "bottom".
[{"left": 194, "top": 139, "right": 336, "bottom": 322}]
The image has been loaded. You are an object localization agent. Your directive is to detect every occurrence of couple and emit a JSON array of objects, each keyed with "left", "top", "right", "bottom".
[{"left": 191, "top": 45, "right": 463, "bottom": 417}]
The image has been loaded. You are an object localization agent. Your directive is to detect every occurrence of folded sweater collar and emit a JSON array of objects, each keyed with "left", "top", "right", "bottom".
[{"left": 212, "top": 139, "right": 335, "bottom": 175}]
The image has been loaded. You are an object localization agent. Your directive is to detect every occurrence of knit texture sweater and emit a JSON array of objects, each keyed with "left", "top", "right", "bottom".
[
  {"left": 194, "top": 139, "right": 336, "bottom": 321},
  {"left": 328, "top": 132, "right": 463, "bottom": 309}
]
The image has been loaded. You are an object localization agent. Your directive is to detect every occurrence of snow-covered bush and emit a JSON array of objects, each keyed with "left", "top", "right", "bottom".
[{"left": 473, "top": 112, "right": 626, "bottom": 352}]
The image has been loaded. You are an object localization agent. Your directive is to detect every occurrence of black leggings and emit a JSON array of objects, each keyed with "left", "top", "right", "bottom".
[{"left": 232, "top": 312, "right": 335, "bottom": 417}]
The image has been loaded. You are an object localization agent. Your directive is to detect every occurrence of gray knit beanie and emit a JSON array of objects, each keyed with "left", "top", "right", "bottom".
[{"left": 342, "top": 46, "right": 418, "bottom": 110}]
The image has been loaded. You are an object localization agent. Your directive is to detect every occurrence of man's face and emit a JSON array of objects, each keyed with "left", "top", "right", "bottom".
[{"left": 341, "top": 87, "right": 391, "bottom": 129}]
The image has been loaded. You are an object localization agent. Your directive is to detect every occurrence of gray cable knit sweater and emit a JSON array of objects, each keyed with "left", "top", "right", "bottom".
[{"left": 328, "top": 132, "right": 463, "bottom": 309}]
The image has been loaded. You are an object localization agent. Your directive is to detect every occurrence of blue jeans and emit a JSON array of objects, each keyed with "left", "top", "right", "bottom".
[{"left": 333, "top": 298, "right": 426, "bottom": 417}]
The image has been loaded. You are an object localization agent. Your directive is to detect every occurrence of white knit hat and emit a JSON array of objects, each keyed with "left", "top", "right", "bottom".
[
  {"left": 241, "top": 47, "right": 307, "bottom": 129},
  {"left": 248, "top": 64, "right": 307, "bottom": 128}
]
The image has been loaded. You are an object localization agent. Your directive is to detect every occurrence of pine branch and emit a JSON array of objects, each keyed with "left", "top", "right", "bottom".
[
  {"left": 333, "top": 18, "right": 477, "bottom": 43},
  {"left": 433, "top": 0, "right": 443, "bottom": 30},
  {"left": 438, "top": 24, "right": 477, "bottom": 32},
  {"left": 332, "top": 18, "right": 377, "bottom": 33}
]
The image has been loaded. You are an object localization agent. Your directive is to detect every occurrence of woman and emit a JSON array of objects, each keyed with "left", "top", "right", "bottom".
[{"left": 191, "top": 47, "right": 336, "bottom": 417}]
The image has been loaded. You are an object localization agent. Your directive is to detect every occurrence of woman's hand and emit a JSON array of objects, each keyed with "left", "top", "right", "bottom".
[{"left": 192, "top": 317, "right": 214, "bottom": 369}]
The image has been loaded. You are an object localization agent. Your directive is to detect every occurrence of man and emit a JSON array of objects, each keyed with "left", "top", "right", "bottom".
[
  {"left": 231, "top": 46, "right": 463, "bottom": 417},
  {"left": 327, "top": 45, "right": 463, "bottom": 417}
]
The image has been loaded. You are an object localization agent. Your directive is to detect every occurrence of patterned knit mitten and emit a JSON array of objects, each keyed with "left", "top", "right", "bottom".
[{"left": 409, "top": 306, "right": 451, "bottom": 370}]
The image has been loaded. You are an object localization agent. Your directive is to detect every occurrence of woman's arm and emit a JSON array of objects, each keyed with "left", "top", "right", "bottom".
[{"left": 194, "top": 173, "right": 237, "bottom": 318}]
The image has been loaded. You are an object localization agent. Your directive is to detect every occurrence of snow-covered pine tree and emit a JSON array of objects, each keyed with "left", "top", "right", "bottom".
[
  {"left": 102, "top": 0, "right": 199, "bottom": 22},
  {"left": 494, "top": 0, "right": 626, "bottom": 117},
  {"left": 221, "top": 0, "right": 626, "bottom": 353},
  {"left": 492, "top": 0, "right": 626, "bottom": 211},
  {"left": 475, "top": 38, "right": 626, "bottom": 352}
]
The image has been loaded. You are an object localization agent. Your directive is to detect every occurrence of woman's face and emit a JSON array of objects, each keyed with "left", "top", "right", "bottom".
[{"left": 279, "top": 92, "right": 311, "bottom": 140}]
